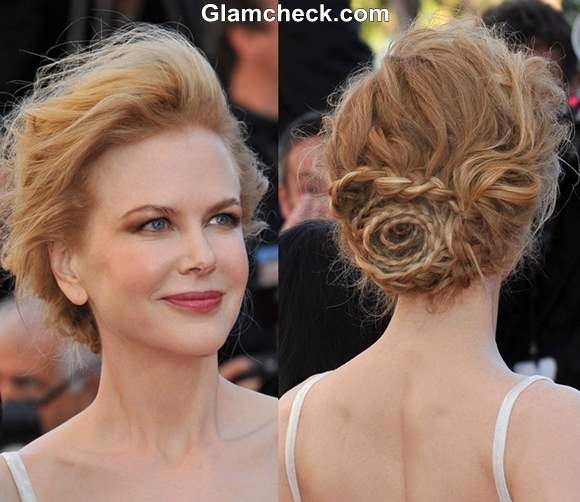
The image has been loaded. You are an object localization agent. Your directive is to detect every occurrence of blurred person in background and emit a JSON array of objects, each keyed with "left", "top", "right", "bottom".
[
  {"left": 217, "top": 0, "right": 279, "bottom": 120},
  {"left": 278, "top": 111, "right": 332, "bottom": 231},
  {"left": 0, "top": 296, "right": 99, "bottom": 449},
  {"left": 483, "top": 0, "right": 578, "bottom": 90},
  {"left": 278, "top": 220, "right": 387, "bottom": 395},
  {"left": 215, "top": 0, "right": 278, "bottom": 221},
  {"left": 279, "top": 0, "right": 372, "bottom": 129},
  {"left": 483, "top": 0, "right": 580, "bottom": 389},
  {"left": 213, "top": 0, "right": 279, "bottom": 396}
]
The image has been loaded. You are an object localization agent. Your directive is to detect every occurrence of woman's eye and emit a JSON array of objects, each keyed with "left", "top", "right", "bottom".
[
  {"left": 140, "top": 217, "right": 170, "bottom": 232},
  {"left": 209, "top": 213, "right": 240, "bottom": 228}
]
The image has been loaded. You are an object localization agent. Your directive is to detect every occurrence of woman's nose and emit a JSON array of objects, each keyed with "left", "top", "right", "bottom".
[{"left": 178, "top": 229, "right": 217, "bottom": 276}]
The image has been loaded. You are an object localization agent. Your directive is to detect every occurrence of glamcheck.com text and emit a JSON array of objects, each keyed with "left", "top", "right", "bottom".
[{"left": 201, "top": 3, "right": 390, "bottom": 23}]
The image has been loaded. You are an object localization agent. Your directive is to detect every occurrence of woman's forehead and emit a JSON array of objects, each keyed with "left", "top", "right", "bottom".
[{"left": 88, "top": 127, "right": 241, "bottom": 214}]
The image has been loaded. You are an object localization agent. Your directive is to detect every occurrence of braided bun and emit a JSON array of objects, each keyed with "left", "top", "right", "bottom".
[{"left": 325, "top": 21, "right": 568, "bottom": 305}]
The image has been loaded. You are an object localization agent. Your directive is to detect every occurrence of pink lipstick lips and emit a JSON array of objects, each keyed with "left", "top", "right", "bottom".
[{"left": 163, "top": 291, "right": 223, "bottom": 314}]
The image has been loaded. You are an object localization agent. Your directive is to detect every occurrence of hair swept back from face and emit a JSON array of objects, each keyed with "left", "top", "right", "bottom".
[
  {"left": 325, "top": 19, "right": 569, "bottom": 310},
  {"left": 0, "top": 24, "right": 267, "bottom": 352}
]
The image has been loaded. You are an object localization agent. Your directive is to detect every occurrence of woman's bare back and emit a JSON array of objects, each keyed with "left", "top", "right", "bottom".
[{"left": 280, "top": 343, "right": 580, "bottom": 502}]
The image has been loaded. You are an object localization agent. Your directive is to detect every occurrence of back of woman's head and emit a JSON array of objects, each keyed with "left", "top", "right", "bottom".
[
  {"left": 0, "top": 24, "right": 267, "bottom": 352},
  {"left": 325, "top": 20, "right": 569, "bottom": 307}
]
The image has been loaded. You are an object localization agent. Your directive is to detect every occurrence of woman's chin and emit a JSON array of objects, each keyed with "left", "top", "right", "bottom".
[{"left": 162, "top": 330, "right": 230, "bottom": 358}]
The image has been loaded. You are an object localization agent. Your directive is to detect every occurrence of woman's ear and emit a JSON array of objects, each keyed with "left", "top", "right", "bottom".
[{"left": 49, "top": 242, "right": 88, "bottom": 306}]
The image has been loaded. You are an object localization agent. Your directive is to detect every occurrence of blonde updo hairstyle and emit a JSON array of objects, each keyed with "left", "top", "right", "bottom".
[
  {"left": 326, "top": 21, "right": 569, "bottom": 308},
  {"left": 0, "top": 25, "right": 268, "bottom": 353}
]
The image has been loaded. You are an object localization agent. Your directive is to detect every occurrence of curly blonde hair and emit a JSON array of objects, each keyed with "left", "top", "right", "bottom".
[
  {"left": 0, "top": 25, "right": 268, "bottom": 352},
  {"left": 325, "top": 21, "right": 569, "bottom": 307}
]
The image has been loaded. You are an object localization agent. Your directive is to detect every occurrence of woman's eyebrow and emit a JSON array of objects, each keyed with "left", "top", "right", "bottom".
[
  {"left": 120, "top": 205, "right": 177, "bottom": 220},
  {"left": 206, "top": 197, "right": 241, "bottom": 214}
]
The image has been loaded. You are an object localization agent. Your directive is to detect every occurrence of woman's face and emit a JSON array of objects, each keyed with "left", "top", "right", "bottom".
[{"left": 70, "top": 127, "right": 248, "bottom": 356}]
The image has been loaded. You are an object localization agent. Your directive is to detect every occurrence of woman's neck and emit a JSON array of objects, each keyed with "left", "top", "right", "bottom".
[
  {"left": 373, "top": 277, "right": 510, "bottom": 374},
  {"left": 81, "top": 337, "right": 225, "bottom": 462}
]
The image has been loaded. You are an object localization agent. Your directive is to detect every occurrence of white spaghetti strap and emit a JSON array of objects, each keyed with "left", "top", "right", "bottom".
[
  {"left": 492, "top": 375, "right": 551, "bottom": 502},
  {"left": 285, "top": 372, "right": 332, "bottom": 502},
  {"left": 1, "top": 452, "right": 38, "bottom": 502}
]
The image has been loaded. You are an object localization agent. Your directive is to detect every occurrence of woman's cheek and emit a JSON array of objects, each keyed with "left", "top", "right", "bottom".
[
  {"left": 220, "top": 235, "right": 249, "bottom": 288},
  {"left": 110, "top": 243, "right": 174, "bottom": 291}
]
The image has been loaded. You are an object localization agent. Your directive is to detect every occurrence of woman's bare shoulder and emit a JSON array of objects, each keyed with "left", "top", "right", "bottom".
[
  {"left": 279, "top": 373, "right": 333, "bottom": 428},
  {"left": 279, "top": 380, "right": 304, "bottom": 424},
  {"left": 509, "top": 380, "right": 580, "bottom": 501},
  {"left": 223, "top": 378, "right": 277, "bottom": 424},
  {"left": 19, "top": 412, "right": 85, "bottom": 459},
  {"left": 0, "top": 432, "right": 74, "bottom": 501},
  {"left": 220, "top": 378, "right": 278, "bottom": 458},
  {"left": 10, "top": 414, "right": 91, "bottom": 496}
]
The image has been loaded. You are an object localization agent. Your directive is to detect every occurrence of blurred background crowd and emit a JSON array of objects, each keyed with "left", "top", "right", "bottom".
[{"left": 1, "top": 0, "right": 580, "bottom": 452}]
